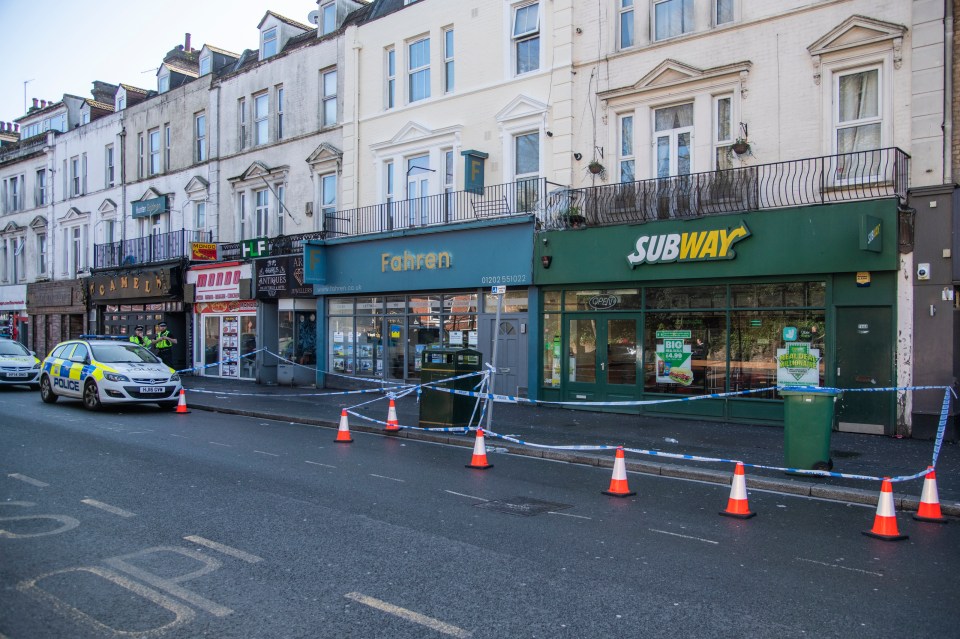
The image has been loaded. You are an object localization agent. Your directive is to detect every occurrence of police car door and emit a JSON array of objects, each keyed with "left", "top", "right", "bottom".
[{"left": 57, "top": 343, "right": 86, "bottom": 398}]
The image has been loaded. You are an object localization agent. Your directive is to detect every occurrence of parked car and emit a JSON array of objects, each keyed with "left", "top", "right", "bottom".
[
  {"left": 0, "top": 338, "right": 41, "bottom": 389},
  {"left": 39, "top": 337, "right": 182, "bottom": 410}
]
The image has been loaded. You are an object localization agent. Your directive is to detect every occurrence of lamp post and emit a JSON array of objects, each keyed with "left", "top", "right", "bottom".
[{"left": 23, "top": 79, "right": 34, "bottom": 114}]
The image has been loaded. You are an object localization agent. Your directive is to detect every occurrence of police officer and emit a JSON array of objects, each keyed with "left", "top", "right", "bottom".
[
  {"left": 130, "top": 325, "right": 152, "bottom": 348},
  {"left": 154, "top": 321, "right": 177, "bottom": 365}
]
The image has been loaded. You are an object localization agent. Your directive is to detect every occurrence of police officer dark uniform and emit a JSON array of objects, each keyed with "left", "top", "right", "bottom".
[
  {"left": 130, "top": 326, "right": 152, "bottom": 348},
  {"left": 154, "top": 321, "right": 177, "bottom": 365}
]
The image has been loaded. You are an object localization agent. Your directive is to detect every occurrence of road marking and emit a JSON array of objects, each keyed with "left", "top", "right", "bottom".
[
  {"left": 184, "top": 535, "right": 263, "bottom": 563},
  {"left": 254, "top": 450, "right": 280, "bottom": 457},
  {"left": 344, "top": 592, "right": 472, "bottom": 638},
  {"left": 649, "top": 528, "right": 719, "bottom": 545},
  {"left": 548, "top": 511, "right": 591, "bottom": 520},
  {"left": 81, "top": 499, "right": 135, "bottom": 518},
  {"left": 305, "top": 461, "right": 336, "bottom": 468},
  {"left": 8, "top": 473, "right": 49, "bottom": 487},
  {"left": 209, "top": 441, "right": 232, "bottom": 447},
  {"left": 444, "top": 490, "right": 488, "bottom": 501},
  {"left": 370, "top": 474, "right": 405, "bottom": 482},
  {"left": 170, "top": 434, "right": 190, "bottom": 439},
  {"left": 795, "top": 557, "right": 883, "bottom": 577}
]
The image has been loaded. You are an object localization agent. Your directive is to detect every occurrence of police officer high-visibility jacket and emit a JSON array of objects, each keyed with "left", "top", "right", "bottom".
[
  {"left": 130, "top": 333, "right": 152, "bottom": 348},
  {"left": 155, "top": 329, "right": 174, "bottom": 350}
]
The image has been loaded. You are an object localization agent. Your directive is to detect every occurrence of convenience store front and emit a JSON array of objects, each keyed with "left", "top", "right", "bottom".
[
  {"left": 534, "top": 200, "right": 902, "bottom": 431},
  {"left": 304, "top": 219, "right": 535, "bottom": 395}
]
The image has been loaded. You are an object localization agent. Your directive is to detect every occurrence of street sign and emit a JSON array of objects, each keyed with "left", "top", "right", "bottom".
[{"left": 491, "top": 285, "right": 506, "bottom": 295}]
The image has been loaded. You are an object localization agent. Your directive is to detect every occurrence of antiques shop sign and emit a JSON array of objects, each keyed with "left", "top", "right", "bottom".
[{"left": 256, "top": 255, "right": 312, "bottom": 299}]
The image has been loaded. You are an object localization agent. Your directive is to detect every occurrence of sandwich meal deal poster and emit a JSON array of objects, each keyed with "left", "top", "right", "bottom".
[{"left": 655, "top": 330, "right": 693, "bottom": 386}]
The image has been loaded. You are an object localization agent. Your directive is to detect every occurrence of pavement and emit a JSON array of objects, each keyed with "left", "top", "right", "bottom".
[{"left": 180, "top": 374, "right": 960, "bottom": 517}]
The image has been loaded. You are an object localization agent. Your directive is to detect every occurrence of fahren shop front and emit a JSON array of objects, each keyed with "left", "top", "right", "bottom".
[
  {"left": 304, "top": 219, "right": 535, "bottom": 395},
  {"left": 534, "top": 200, "right": 900, "bottom": 433}
]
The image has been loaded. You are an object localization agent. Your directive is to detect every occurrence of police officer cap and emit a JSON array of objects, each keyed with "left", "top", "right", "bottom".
[
  {"left": 158, "top": 322, "right": 167, "bottom": 327},
  {"left": 135, "top": 325, "right": 145, "bottom": 331}
]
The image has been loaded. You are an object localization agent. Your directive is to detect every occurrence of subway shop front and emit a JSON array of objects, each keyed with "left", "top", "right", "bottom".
[{"left": 534, "top": 199, "right": 901, "bottom": 432}]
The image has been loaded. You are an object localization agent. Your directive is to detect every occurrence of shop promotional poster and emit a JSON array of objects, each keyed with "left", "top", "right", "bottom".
[
  {"left": 655, "top": 330, "right": 693, "bottom": 385},
  {"left": 776, "top": 341, "right": 821, "bottom": 386}
]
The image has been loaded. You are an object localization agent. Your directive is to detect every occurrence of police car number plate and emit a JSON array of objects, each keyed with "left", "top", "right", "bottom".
[
  {"left": 7, "top": 372, "right": 28, "bottom": 378},
  {"left": 140, "top": 386, "right": 165, "bottom": 394}
]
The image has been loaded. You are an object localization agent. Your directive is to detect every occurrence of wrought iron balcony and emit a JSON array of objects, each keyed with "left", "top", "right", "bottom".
[
  {"left": 93, "top": 229, "right": 212, "bottom": 269},
  {"left": 544, "top": 147, "right": 910, "bottom": 230},
  {"left": 323, "top": 178, "right": 565, "bottom": 238},
  {"left": 218, "top": 230, "right": 327, "bottom": 261}
]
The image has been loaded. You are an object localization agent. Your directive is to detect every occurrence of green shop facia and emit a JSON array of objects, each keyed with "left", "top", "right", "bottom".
[
  {"left": 534, "top": 199, "right": 901, "bottom": 433},
  {"left": 304, "top": 218, "right": 537, "bottom": 395}
]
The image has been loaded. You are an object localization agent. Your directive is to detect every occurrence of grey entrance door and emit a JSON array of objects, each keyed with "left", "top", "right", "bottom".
[{"left": 487, "top": 318, "right": 520, "bottom": 396}]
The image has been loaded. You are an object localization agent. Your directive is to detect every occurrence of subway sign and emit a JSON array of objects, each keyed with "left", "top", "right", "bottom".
[{"left": 627, "top": 221, "right": 751, "bottom": 268}]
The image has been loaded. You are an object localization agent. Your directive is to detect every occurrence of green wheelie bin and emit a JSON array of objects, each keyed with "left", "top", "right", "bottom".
[
  {"left": 780, "top": 388, "right": 842, "bottom": 471},
  {"left": 418, "top": 348, "right": 483, "bottom": 428}
]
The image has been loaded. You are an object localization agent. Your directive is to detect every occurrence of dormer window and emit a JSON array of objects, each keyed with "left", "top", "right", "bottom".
[
  {"left": 199, "top": 56, "right": 211, "bottom": 76},
  {"left": 321, "top": 2, "right": 336, "bottom": 35},
  {"left": 158, "top": 74, "right": 170, "bottom": 93},
  {"left": 262, "top": 27, "right": 278, "bottom": 58}
]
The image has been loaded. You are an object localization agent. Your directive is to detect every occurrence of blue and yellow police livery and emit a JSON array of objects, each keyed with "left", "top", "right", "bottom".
[
  {"left": 39, "top": 338, "right": 183, "bottom": 411},
  {"left": 0, "top": 338, "right": 41, "bottom": 389}
]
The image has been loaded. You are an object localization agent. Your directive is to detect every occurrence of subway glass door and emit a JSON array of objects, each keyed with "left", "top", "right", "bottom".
[{"left": 565, "top": 315, "right": 640, "bottom": 403}]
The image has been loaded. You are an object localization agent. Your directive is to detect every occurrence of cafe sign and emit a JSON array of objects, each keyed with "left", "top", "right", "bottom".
[
  {"left": 131, "top": 196, "right": 168, "bottom": 219},
  {"left": 627, "top": 221, "right": 750, "bottom": 268},
  {"left": 87, "top": 266, "right": 178, "bottom": 302}
]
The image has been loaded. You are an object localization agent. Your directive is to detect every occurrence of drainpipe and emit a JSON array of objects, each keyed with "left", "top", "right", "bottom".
[
  {"left": 944, "top": 0, "right": 954, "bottom": 184},
  {"left": 119, "top": 112, "right": 127, "bottom": 244},
  {"left": 352, "top": 32, "right": 361, "bottom": 209}
]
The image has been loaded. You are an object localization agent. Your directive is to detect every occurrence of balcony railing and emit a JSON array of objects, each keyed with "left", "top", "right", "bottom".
[
  {"left": 219, "top": 230, "right": 327, "bottom": 261},
  {"left": 93, "top": 229, "right": 212, "bottom": 269},
  {"left": 324, "top": 178, "right": 564, "bottom": 238},
  {"left": 545, "top": 147, "right": 909, "bottom": 230}
]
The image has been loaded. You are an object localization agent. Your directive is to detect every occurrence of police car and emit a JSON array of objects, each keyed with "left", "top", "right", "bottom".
[
  {"left": 0, "top": 338, "right": 41, "bottom": 389},
  {"left": 39, "top": 337, "right": 182, "bottom": 410}
]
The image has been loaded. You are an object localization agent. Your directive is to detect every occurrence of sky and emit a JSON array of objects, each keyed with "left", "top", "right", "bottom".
[{"left": 0, "top": 0, "right": 322, "bottom": 124}]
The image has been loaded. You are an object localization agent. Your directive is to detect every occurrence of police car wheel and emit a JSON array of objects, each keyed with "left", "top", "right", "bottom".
[
  {"left": 39, "top": 376, "right": 58, "bottom": 403},
  {"left": 82, "top": 380, "right": 102, "bottom": 411}
]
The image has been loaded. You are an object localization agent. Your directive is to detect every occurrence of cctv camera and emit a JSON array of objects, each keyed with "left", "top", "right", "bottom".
[{"left": 917, "top": 263, "right": 930, "bottom": 280}]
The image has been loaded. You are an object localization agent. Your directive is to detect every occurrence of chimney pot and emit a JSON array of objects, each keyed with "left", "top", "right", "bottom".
[
  {"left": 14, "top": 124, "right": 19, "bottom": 132},
  {"left": 32, "top": 98, "right": 38, "bottom": 108}
]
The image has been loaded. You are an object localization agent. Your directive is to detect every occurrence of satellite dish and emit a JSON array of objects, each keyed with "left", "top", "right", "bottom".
[{"left": 308, "top": 10, "right": 319, "bottom": 25}]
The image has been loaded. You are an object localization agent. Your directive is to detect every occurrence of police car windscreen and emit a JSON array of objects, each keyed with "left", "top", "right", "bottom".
[
  {"left": 0, "top": 341, "right": 29, "bottom": 356},
  {"left": 92, "top": 344, "right": 161, "bottom": 364}
]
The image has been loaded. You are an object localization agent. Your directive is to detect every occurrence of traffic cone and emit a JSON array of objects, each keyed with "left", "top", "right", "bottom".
[
  {"left": 863, "top": 478, "right": 908, "bottom": 540},
  {"left": 913, "top": 467, "right": 948, "bottom": 523},
  {"left": 720, "top": 462, "right": 756, "bottom": 519},
  {"left": 465, "top": 428, "right": 493, "bottom": 469},
  {"left": 175, "top": 389, "right": 191, "bottom": 414},
  {"left": 384, "top": 398, "right": 400, "bottom": 434},
  {"left": 334, "top": 409, "right": 353, "bottom": 444},
  {"left": 602, "top": 447, "right": 636, "bottom": 497}
]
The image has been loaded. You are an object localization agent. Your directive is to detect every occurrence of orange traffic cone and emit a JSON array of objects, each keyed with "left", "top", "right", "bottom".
[
  {"left": 602, "top": 447, "right": 636, "bottom": 497},
  {"left": 863, "top": 478, "right": 908, "bottom": 540},
  {"left": 913, "top": 467, "right": 948, "bottom": 523},
  {"left": 335, "top": 409, "right": 353, "bottom": 444},
  {"left": 720, "top": 462, "right": 756, "bottom": 519},
  {"left": 384, "top": 398, "right": 400, "bottom": 434},
  {"left": 465, "top": 428, "right": 493, "bottom": 469},
  {"left": 175, "top": 389, "right": 191, "bottom": 414}
]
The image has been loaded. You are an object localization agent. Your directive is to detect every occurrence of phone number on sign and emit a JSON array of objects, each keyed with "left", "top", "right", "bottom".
[{"left": 481, "top": 274, "right": 528, "bottom": 285}]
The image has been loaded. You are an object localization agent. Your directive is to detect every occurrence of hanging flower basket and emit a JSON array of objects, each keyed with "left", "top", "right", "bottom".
[
  {"left": 731, "top": 139, "right": 751, "bottom": 156},
  {"left": 588, "top": 161, "right": 605, "bottom": 175}
]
